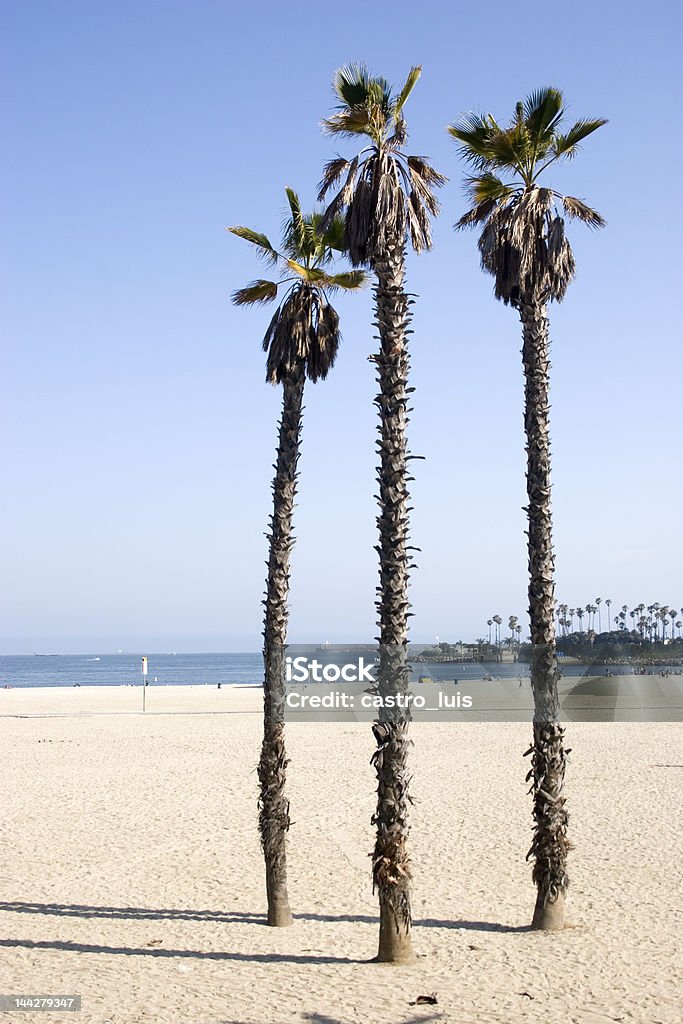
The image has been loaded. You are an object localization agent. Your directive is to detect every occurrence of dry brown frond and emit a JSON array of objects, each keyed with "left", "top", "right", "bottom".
[
  {"left": 318, "top": 157, "right": 351, "bottom": 201},
  {"left": 561, "top": 195, "right": 606, "bottom": 228}
]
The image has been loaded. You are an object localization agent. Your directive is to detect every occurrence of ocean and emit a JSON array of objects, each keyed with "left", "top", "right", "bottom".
[{"left": 0, "top": 652, "right": 265, "bottom": 689}]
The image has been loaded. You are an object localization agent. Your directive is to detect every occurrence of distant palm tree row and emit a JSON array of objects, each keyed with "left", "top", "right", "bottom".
[
  {"left": 485, "top": 601, "right": 683, "bottom": 648},
  {"left": 486, "top": 614, "right": 523, "bottom": 646},
  {"left": 555, "top": 600, "right": 683, "bottom": 641},
  {"left": 231, "top": 65, "right": 606, "bottom": 958}
]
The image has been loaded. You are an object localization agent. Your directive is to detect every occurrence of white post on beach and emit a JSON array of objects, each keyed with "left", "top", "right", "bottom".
[{"left": 141, "top": 656, "right": 148, "bottom": 712}]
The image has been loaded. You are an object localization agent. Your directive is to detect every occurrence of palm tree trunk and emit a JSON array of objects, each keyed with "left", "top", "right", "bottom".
[
  {"left": 371, "top": 241, "right": 414, "bottom": 964},
  {"left": 519, "top": 298, "right": 569, "bottom": 931},
  {"left": 259, "top": 363, "right": 305, "bottom": 927}
]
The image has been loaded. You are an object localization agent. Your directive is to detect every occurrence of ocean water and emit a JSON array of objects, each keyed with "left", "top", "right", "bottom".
[
  {"left": 0, "top": 652, "right": 265, "bottom": 689},
  {"left": 1, "top": 651, "right": 675, "bottom": 689}
]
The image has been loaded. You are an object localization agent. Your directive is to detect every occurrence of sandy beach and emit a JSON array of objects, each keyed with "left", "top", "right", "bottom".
[{"left": 1, "top": 685, "right": 681, "bottom": 1024}]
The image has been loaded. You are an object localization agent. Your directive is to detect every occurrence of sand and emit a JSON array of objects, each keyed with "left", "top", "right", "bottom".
[{"left": 1, "top": 685, "right": 681, "bottom": 1024}]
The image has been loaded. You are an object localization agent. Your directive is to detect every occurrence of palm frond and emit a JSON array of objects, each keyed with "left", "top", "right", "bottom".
[
  {"left": 523, "top": 87, "right": 565, "bottom": 144},
  {"left": 561, "top": 195, "right": 606, "bottom": 228},
  {"left": 326, "top": 269, "right": 367, "bottom": 290},
  {"left": 232, "top": 279, "right": 279, "bottom": 306},
  {"left": 317, "top": 188, "right": 348, "bottom": 238},
  {"left": 227, "top": 226, "right": 278, "bottom": 265},
  {"left": 407, "top": 163, "right": 440, "bottom": 216},
  {"left": 448, "top": 112, "right": 496, "bottom": 168},
  {"left": 406, "top": 188, "right": 432, "bottom": 252},
  {"left": 367, "top": 77, "right": 392, "bottom": 117},
  {"left": 464, "top": 172, "right": 515, "bottom": 204},
  {"left": 407, "top": 156, "right": 448, "bottom": 188},
  {"left": 322, "top": 107, "right": 371, "bottom": 137},
  {"left": 282, "top": 187, "right": 307, "bottom": 255},
  {"left": 332, "top": 62, "right": 371, "bottom": 108},
  {"left": 553, "top": 118, "right": 608, "bottom": 159},
  {"left": 486, "top": 123, "right": 530, "bottom": 172},
  {"left": 318, "top": 156, "right": 351, "bottom": 200},
  {"left": 454, "top": 197, "right": 498, "bottom": 229},
  {"left": 386, "top": 117, "right": 408, "bottom": 149},
  {"left": 306, "top": 298, "right": 340, "bottom": 382},
  {"left": 394, "top": 65, "right": 422, "bottom": 117},
  {"left": 318, "top": 212, "right": 347, "bottom": 253},
  {"left": 286, "top": 259, "right": 314, "bottom": 281}
]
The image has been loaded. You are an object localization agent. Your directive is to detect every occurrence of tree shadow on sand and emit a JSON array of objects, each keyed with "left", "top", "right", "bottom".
[
  {"left": 0, "top": 901, "right": 528, "bottom": 933},
  {"left": 220, "top": 1017, "right": 443, "bottom": 1024},
  {"left": 301, "top": 1015, "right": 444, "bottom": 1024},
  {"left": 0, "top": 937, "right": 360, "bottom": 965}
]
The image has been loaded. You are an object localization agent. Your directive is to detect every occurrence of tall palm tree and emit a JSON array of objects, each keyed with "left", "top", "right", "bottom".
[
  {"left": 229, "top": 189, "right": 365, "bottom": 926},
  {"left": 595, "top": 597, "right": 602, "bottom": 633},
  {"left": 450, "top": 88, "right": 606, "bottom": 929},
  {"left": 320, "top": 63, "right": 445, "bottom": 963},
  {"left": 605, "top": 597, "right": 612, "bottom": 632},
  {"left": 493, "top": 613, "right": 503, "bottom": 647},
  {"left": 487, "top": 617, "right": 493, "bottom": 645}
]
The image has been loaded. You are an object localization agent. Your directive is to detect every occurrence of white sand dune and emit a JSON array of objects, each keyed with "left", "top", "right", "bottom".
[{"left": 1, "top": 685, "right": 681, "bottom": 1024}]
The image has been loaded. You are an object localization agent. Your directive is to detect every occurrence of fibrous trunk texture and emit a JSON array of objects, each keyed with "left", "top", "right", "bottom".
[
  {"left": 370, "top": 243, "right": 414, "bottom": 964},
  {"left": 519, "top": 299, "right": 569, "bottom": 931},
  {"left": 259, "top": 363, "right": 305, "bottom": 927}
]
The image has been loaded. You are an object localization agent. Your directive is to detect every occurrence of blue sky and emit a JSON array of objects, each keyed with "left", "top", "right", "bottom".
[{"left": 2, "top": 0, "right": 681, "bottom": 653}]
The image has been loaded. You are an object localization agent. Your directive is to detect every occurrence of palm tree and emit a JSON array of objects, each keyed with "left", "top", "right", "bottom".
[
  {"left": 487, "top": 618, "right": 493, "bottom": 645},
  {"left": 493, "top": 613, "right": 503, "bottom": 648},
  {"left": 660, "top": 606, "right": 670, "bottom": 641},
  {"left": 320, "top": 63, "right": 445, "bottom": 963},
  {"left": 595, "top": 597, "right": 602, "bottom": 633},
  {"left": 450, "top": 88, "right": 606, "bottom": 930},
  {"left": 605, "top": 597, "right": 612, "bottom": 632},
  {"left": 229, "top": 189, "right": 365, "bottom": 926}
]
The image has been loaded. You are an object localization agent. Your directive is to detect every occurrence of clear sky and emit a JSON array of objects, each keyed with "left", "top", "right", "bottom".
[{"left": 2, "top": 0, "right": 681, "bottom": 653}]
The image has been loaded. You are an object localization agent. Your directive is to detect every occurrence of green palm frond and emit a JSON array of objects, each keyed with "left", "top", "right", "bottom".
[
  {"left": 464, "top": 172, "right": 515, "bottom": 205},
  {"left": 284, "top": 188, "right": 306, "bottom": 248},
  {"left": 552, "top": 118, "right": 609, "bottom": 159},
  {"left": 448, "top": 113, "right": 498, "bottom": 169},
  {"left": 561, "top": 195, "right": 606, "bottom": 227},
  {"left": 232, "top": 279, "right": 278, "bottom": 305},
  {"left": 523, "top": 88, "right": 565, "bottom": 144},
  {"left": 367, "top": 77, "right": 392, "bottom": 116},
  {"left": 326, "top": 270, "right": 366, "bottom": 290},
  {"left": 333, "top": 62, "right": 372, "bottom": 108},
  {"left": 394, "top": 65, "right": 422, "bottom": 117},
  {"left": 319, "top": 213, "right": 347, "bottom": 253},
  {"left": 486, "top": 123, "right": 530, "bottom": 172},
  {"left": 322, "top": 107, "right": 372, "bottom": 137},
  {"left": 227, "top": 226, "right": 278, "bottom": 265}
]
